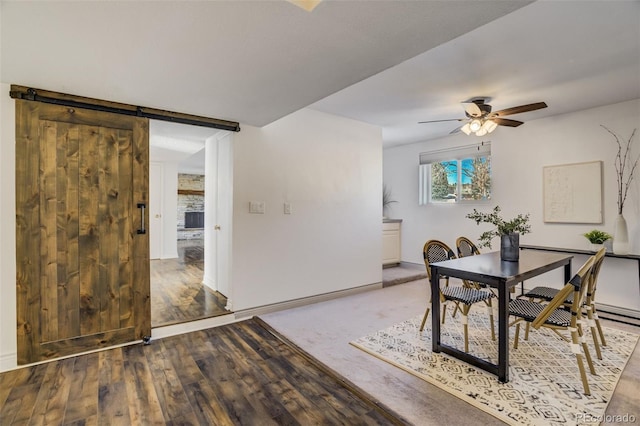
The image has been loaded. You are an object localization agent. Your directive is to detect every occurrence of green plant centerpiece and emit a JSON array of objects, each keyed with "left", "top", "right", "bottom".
[
  {"left": 582, "top": 230, "right": 612, "bottom": 244},
  {"left": 466, "top": 206, "right": 531, "bottom": 261},
  {"left": 582, "top": 229, "right": 612, "bottom": 251}
]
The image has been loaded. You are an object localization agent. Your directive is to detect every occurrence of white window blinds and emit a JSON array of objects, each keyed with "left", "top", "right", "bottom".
[{"left": 419, "top": 142, "right": 491, "bottom": 165}]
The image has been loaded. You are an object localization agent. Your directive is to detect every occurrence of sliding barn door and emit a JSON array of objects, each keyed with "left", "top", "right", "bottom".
[{"left": 15, "top": 99, "right": 150, "bottom": 364}]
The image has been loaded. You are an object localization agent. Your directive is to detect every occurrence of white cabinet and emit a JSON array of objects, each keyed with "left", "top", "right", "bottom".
[{"left": 383, "top": 220, "right": 402, "bottom": 266}]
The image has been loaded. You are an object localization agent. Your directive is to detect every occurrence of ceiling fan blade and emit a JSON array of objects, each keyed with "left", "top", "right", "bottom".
[
  {"left": 492, "top": 102, "right": 547, "bottom": 117},
  {"left": 493, "top": 118, "right": 523, "bottom": 127},
  {"left": 462, "top": 102, "right": 483, "bottom": 117},
  {"left": 418, "top": 118, "right": 465, "bottom": 124},
  {"left": 449, "top": 125, "right": 463, "bottom": 134}
]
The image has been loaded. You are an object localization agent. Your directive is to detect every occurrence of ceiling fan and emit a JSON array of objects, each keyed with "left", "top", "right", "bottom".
[{"left": 419, "top": 98, "right": 548, "bottom": 136}]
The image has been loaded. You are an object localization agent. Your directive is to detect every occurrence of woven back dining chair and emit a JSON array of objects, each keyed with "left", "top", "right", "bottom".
[
  {"left": 582, "top": 247, "right": 607, "bottom": 359},
  {"left": 455, "top": 236, "right": 502, "bottom": 296},
  {"left": 455, "top": 236, "right": 481, "bottom": 258},
  {"left": 523, "top": 247, "right": 607, "bottom": 359},
  {"left": 509, "top": 256, "right": 596, "bottom": 395},
  {"left": 420, "top": 240, "right": 495, "bottom": 353}
]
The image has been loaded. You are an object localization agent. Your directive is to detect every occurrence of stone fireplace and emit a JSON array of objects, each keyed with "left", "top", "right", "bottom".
[{"left": 177, "top": 173, "right": 205, "bottom": 240}]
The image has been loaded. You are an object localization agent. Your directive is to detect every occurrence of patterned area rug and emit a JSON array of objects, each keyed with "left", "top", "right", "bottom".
[{"left": 351, "top": 310, "right": 639, "bottom": 426}]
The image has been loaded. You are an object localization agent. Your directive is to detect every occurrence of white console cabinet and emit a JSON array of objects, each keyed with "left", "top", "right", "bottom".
[{"left": 382, "top": 220, "right": 402, "bottom": 266}]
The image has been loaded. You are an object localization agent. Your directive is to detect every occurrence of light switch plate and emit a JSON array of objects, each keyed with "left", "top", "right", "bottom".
[
  {"left": 284, "top": 202, "right": 292, "bottom": 214},
  {"left": 249, "top": 201, "right": 265, "bottom": 214}
]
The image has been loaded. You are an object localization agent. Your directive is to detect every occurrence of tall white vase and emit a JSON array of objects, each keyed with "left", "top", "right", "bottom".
[{"left": 613, "top": 213, "right": 630, "bottom": 255}]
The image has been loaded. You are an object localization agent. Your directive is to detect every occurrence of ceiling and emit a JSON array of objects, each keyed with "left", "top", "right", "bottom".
[
  {"left": 2, "top": 1, "right": 639, "bottom": 153},
  {"left": 310, "top": 1, "right": 640, "bottom": 147}
]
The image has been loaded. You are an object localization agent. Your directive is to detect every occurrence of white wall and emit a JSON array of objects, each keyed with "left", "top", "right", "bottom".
[
  {"left": 231, "top": 108, "right": 382, "bottom": 311},
  {"left": 383, "top": 98, "right": 640, "bottom": 312},
  {"left": 149, "top": 161, "right": 179, "bottom": 259},
  {"left": 160, "top": 162, "right": 179, "bottom": 258},
  {"left": 0, "top": 83, "right": 17, "bottom": 370}
]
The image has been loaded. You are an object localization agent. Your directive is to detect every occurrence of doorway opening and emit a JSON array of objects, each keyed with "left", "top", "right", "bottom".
[{"left": 149, "top": 120, "right": 233, "bottom": 328}]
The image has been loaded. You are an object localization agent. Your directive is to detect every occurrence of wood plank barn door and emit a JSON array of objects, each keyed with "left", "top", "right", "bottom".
[{"left": 15, "top": 99, "right": 150, "bottom": 364}]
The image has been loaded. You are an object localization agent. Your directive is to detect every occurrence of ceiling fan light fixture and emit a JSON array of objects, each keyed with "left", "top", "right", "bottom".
[
  {"left": 419, "top": 99, "right": 547, "bottom": 137},
  {"left": 469, "top": 119, "right": 482, "bottom": 133},
  {"left": 481, "top": 119, "right": 498, "bottom": 134}
]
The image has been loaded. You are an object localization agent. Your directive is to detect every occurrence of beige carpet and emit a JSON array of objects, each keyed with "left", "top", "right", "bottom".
[{"left": 351, "top": 310, "right": 639, "bottom": 426}]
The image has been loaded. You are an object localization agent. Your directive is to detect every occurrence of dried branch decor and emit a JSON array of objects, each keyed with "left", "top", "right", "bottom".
[{"left": 602, "top": 125, "right": 639, "bottom": 214}]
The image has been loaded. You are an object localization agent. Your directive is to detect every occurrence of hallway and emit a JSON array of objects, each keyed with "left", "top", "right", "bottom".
[{"left": 151, "top": 239, "right": 231, "bottom": 327}]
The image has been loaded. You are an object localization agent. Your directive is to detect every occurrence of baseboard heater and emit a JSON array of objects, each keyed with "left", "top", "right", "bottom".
[{"left": 595, "top": 303, "right": 640, "bottom": 323}]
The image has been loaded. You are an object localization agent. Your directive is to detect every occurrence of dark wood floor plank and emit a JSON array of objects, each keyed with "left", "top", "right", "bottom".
[
  {"left": 29, "top": 357, "right": 75, "bottom": 425},
  {"left": 122, "top": 345, "right": 165, "bottom": 424},
  {"left": 161, "top": 334, "right": 206, "bottom": 386},
  {"left": 98, "top": 381, "right": 130, "bottom": 426},
  {"left": 145, "top": 340, "right": 196, "bottom": 422},
  {"left": 64, "top": 415, "right": 97, "bottom": 426},
  {"left": 1, "top": 385, "right": 37, "bottom": 425},
  {"left": 97, "top": 349, "right": 131, "bottom": 425},
  {"left": 183, "top": 380, "right": 238, "bottom": 426},
  {"left": 266, "top": 378, "right": 330, "bottom": 425},
  {"left": 63, "top": 352, "right": 99, "bottom": 424},
  {"left": 196, "top": 353, "right": 277, "bottom": 424},
  {"left": 14, "top": 362, "right": 49, "bottom": 387},
  {"left": 0, "top": 368, "right": 20, "bottom": 413},
  {"left": 0, "top": 318, "right": 403, "bottom": 425},
  {"left": 1, "top": 363, "right": 50, "bottom": 425},
  {"left": 221, "top": 321, "right": 371, "bottom": 425},
  {"left": 210, "top": 325, "right": 299, "bottom": 425},
  {"left": 248, "top": 338, "right": 357, "bottom": 424},
  {"left": 165, "top": 410, "right": 201, "bottom": 426},
  {"left": 257, "top": 333, "right": 352, "bottom": 424},
  {"left": 231, "top": 322, "right": 355, "bottom": 422}
]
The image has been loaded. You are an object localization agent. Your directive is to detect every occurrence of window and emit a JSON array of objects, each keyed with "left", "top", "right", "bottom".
[{"left": 419, "top": 143, "right": 491, "bottom": 204}]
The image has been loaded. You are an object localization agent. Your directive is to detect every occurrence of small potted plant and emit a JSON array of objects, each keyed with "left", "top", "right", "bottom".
[
  {"left": 466, "top": 206, "right": 531, "bottom": 261},
  {"left": 582, "top": 229, "right": 612, "bottom": 252},
  {"left": 383, "top": 184, "right": 397, "bottom": 219}
]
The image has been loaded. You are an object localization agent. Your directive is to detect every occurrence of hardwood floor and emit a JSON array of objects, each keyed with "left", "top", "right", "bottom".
[
  {"left": 0, "top": 319, "right": 403, "bottom": 425},
  {"left": 151, "top": 240, "right": 231, "bottom": 327}
]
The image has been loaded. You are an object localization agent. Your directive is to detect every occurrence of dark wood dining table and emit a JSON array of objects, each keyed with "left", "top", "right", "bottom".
[{"left": 429, "top": 250, "right": 573, "bottom": 382}]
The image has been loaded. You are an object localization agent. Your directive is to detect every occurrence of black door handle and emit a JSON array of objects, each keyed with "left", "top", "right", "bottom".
[{"left": 137, "top": 203, "right": 146, "bottom": 234}]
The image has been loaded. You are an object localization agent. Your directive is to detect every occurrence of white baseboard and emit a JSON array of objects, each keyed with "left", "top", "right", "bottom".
[
  {"left": 400, "top": 261, "right": 424, "bottom": 267},
  {"left": 151, "top": 281, "right": 382, "bottom": 338},
  {"left": 0, "top": 352, "right": 17, "bottom": 373},
  {"left": 152, "top": 314, "right": 239, "bottom": 340},
  {"left": 234, "top": 281, "right": 383, "bottom": 320},
  {"left": 202, "top": 274, "right": 216, "bottom": 290},
  {"left": 161, "top": 251, "right": 179, "bottom": 260}
]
